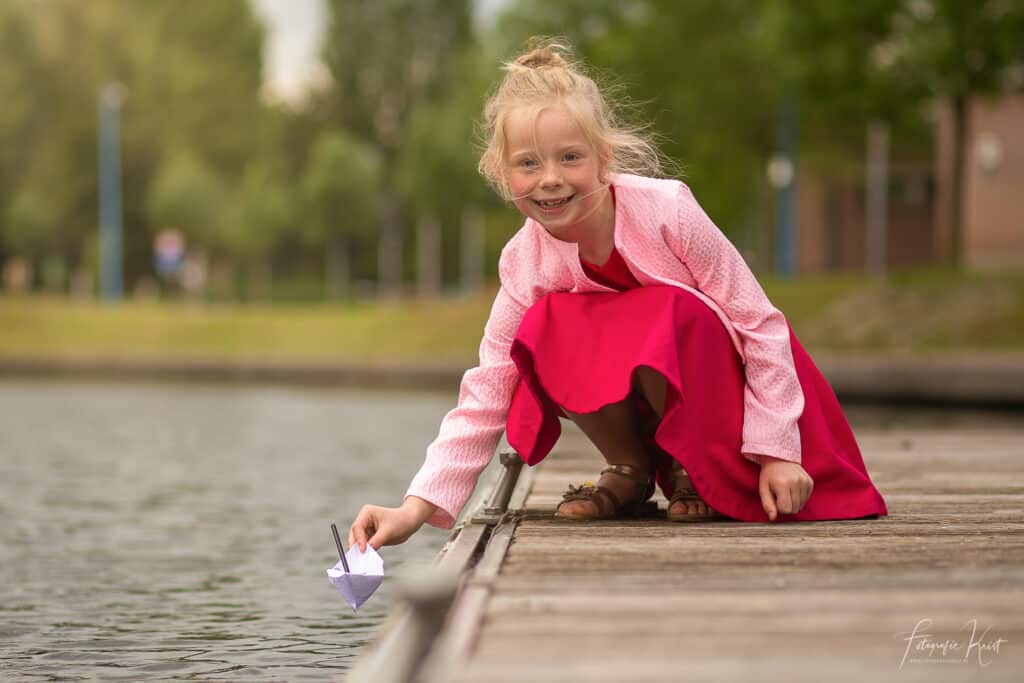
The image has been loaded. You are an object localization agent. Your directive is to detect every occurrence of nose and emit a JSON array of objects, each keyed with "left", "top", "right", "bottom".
[{"left": 539, "top": 161, "right": 563, "bottom": 190}]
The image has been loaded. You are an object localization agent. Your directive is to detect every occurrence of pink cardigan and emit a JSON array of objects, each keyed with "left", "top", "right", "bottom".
[{"left": 406, "top": 174, "right": 805, "bottom": 528}]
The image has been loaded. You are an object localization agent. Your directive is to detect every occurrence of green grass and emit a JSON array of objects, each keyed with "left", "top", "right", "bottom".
[
  {"left": 1, "top": 266, "right": 1022, "bottom": 364},
  {"left": 0, "top": 294, "right": 492, "bottom": 364},
  {"left": 763, "top": 266, "right": 1024, "bottom": 354}
]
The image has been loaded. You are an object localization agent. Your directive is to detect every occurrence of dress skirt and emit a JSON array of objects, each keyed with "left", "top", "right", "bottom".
[{"left": 505, "top": 285, "right": 888, "bottom": 523}]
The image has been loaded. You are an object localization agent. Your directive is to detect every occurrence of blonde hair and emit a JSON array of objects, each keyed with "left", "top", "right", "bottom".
[{"left": 478, "top": 37, "right": 667, "bottom": 200}]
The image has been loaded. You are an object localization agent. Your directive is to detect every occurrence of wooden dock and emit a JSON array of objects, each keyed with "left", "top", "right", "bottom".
[{"left": 353, "top": 418, "right": 1024, "bottom": 682}]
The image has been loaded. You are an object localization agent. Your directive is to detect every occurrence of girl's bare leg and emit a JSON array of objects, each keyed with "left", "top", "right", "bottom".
[
  {"left": 559, "top": 393, "right": 652, "bottom": 517},
  {"left": 632, "top": 366, "right": 712, "bottom": 518}
]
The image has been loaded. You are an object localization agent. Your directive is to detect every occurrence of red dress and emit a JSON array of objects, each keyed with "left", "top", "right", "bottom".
[{"left": 504, "top": 245, "right": 888, "bottom": 523}]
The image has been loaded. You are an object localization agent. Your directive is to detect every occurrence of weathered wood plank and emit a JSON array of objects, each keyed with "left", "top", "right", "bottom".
[{"left": 441, "top": 418, "right": 1024, "bottom": 682}]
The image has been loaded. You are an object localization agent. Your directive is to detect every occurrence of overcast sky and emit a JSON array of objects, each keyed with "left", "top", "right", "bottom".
[{"left": 249, "top": 0, "right": 328, "bottom": 104}]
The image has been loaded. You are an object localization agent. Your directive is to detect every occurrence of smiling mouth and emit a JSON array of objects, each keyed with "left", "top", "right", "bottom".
[{"left": 533, "top": 195, "right": 574, "bottom": 208}]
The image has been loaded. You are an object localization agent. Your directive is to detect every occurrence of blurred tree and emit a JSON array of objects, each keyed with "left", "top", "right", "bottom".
[
  {"left": 885, "top": 0, "right": 1024, "bottom": 265},
  {"left": 760, "top": 0, "right": 928, "bottom": 164},
  {"left": 300, "top": 131, "right": 383, "bottom": 300},
  {"left": 221, "top": 161, "right": 291, "bottom": 301},
  {"left": 0, "top": 0, "right": 268, "bottom": 294},
  {"left": 321, "top": 0, "right": 473, "bottom": 296},
  {"left": 396, "top": 47, "right": 495, "bottom": 294},
  {"left": 146, "top": 148, "right": 227, "bottom": 247},
  {"left": 0, "top": 2, "right": 102, "bottom": 284},
  {"left": 759, "top": 1, "right": 930, "bottom": 273}
]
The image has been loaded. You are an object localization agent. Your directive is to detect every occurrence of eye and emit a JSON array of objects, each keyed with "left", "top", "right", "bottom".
[
  {"left": 563, "top": 151, "right": 582, "bottom": 162},
  {"left": 517, "top": 157, "right": 538, "bottom": 170}
]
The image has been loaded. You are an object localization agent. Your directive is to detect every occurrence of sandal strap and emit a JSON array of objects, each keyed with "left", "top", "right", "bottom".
[
  {"left": 667, "top": 463, "right": 718, "bottom": 513},
  {"left": 667, "top": 460, "right": 696, "bottom": 502},
  {"left": 603, "top": 463, "right": 656, "bottom": 508},
  {"left": 589, "top": 486, "right": 622, "bottom": 517},
  {"left": 557, "top": 463, "right": 655, "bottom": 519},
  {"left": 600, "top": 463, "right": 652, "bottom": 487},
  {"left": 669, "top": 461, "right": 693, "bottom": 486},
  {"left": 669, "top": 488, "right": 703, "bottom": 505},
  {"left": 559, "top": 484, "right": 622, "bottom": 517}
]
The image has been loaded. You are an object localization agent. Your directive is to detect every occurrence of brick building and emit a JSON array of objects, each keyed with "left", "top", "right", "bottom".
[
  {"left": 935, "top": 95, "right": 1024, "bottom": 268},
  {"left": 793, "top": 93, "right": 1023, "bottom": 273}
]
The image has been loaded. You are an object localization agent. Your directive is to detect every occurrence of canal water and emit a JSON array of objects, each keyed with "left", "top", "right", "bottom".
[{"left": 0, "top": 380, "right": 461, "bottom": 680}]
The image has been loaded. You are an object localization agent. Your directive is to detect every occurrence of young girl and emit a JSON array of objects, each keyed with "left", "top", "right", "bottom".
[{"left": 349, "top": 40, "right": 887, "bottom": 552}]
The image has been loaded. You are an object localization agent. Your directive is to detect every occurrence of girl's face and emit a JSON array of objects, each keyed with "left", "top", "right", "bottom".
[{"left": 503, "top": 103, "right": 611, "bottom": 241}]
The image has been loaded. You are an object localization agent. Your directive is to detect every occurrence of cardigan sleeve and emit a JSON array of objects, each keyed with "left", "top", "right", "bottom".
[
  {"left": 673, "top": 183, "right": 804, "bottom": 466},
  {"left": 404, "top": 280, "right": 528, "bottom": 528}
]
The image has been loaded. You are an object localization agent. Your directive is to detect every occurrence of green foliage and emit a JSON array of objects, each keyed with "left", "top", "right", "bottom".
[
  {"left": 396, "top": 48, "right": 496, "bottom": 216},
  {"left": 223, "top": 162, "right": 292, "bottom": 262},
  {"left": 761, "top": 1, "right": 928, "bottom": 144},
  {"left": 300, "top": 131, "right": 383, "bottom": 247},
  {"left": 1, "top": 0, "right": 1022, "bottom": 297},
  {"left": 321, "top": 0, "right": 473, "bottom": 156},
  {"left": 888, "top": 0, "right": 1024, "bottom": 99},
  {"left": 0, "top": 0, "right": 266, "bottom": 289},
  {"left": 146, "top": 148, "right": 227, "bottom": 246}
]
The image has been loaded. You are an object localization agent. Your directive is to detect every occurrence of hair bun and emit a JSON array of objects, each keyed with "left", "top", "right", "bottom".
[{"left": 513, "top": 41, "right": 569, "bottom": 70}]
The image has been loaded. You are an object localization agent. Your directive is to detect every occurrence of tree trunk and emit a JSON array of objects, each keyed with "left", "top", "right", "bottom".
[
  {"left": 949, "top": 94, "right": 967, "bottom": 267},
  {"left": 326, "top": 236, "right": 351, "bottom": 301},
  {"left": 460, "top": 207, "right": 485, "bottom": 296},
  {"left": 377, "top": 193, "right": 403, "bottom": 299},
  {"left": 865, "top": 120, "right": 889, "bottom": 274},
  {"left": 416, "top": 214, "right": 442, "bottom": 298},
  {"left": 247, "top": 259, "right": 272, "bottom": 303}
]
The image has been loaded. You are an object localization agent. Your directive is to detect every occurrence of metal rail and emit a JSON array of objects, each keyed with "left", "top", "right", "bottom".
[{"left": 346, "top": 449, "right": 529, "bottom": 683}]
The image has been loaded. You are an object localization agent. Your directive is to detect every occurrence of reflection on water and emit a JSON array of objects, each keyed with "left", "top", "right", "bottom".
[{"left": 0, "top": 380, "right": 455, "bottom": 680}]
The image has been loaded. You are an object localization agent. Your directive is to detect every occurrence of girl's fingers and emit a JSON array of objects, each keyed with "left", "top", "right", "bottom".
[
  {"left": 758, "top": 476, "right": 777, "bottom": 521},
  {"left": 795, "top": 477, "right": 813, "bottom": 511},
  {"left": 775, "top": 486, "right": 794, "bottom": 515},
  {"left": 758, "top": 467, "right": 815, "bottom": 519},
  {"left": 350, "top": 508, "right": 376, "bottom": 552},
  {"left": 368, "top": 527, "right": 384, "bottom": 550}
]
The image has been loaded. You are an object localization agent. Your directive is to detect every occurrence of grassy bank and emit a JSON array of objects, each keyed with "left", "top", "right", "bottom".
[{"left": 2, "top": 266, "right": 1022, "bottom": 364}]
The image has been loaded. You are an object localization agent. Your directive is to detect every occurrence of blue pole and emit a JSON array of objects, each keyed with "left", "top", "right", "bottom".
[
  {"left": 774, "top": 95, "right": 799, "bottom": 278},
  {"left": 98, "top": 84, "right": 123, "bottom": 301}
]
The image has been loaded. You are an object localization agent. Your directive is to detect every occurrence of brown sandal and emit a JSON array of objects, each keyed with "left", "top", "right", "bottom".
[
  {"left": 667, "top": 461, "right": 726, "bottom": 522},
  {"left": 555, "top": 463, "right": 658, "bottom": 520}
]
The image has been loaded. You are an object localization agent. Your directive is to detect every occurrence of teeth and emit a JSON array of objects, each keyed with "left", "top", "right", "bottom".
[{"left": 538, "top": 197, "right": 569, "bottom": 207}]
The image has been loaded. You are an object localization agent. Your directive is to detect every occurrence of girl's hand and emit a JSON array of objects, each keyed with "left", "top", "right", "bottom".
[
  {"left": 348, "top": 496, "right": 437, "bottom": 552},
  {"left": 757, "top": 457, "right": 814, "bottom": 521}
]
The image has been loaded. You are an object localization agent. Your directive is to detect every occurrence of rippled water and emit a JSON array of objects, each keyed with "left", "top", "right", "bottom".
[{"left": 0, "top": 380, "right": 463, "bottom": 680}]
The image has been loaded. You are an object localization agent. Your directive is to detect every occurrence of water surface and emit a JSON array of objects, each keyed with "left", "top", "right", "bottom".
[{"left": 0, "top": 380, "right": 459, "bottom": 680}]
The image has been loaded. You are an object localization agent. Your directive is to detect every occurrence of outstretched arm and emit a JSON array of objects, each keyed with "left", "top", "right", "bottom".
[
  {"left": 402, "top": 284, "right": 528, "bottom": 528},
  {"left": 348, "top": 284, "right": 528, "bottom": 548}
]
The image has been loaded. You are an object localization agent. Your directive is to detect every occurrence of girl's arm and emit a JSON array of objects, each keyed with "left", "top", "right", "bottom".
[
  {"left": 669, "top": 183, "right": 804, "bottom": 466},
  {"left": 403, "top": 281, "right": 529, "bottom": 528}
]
